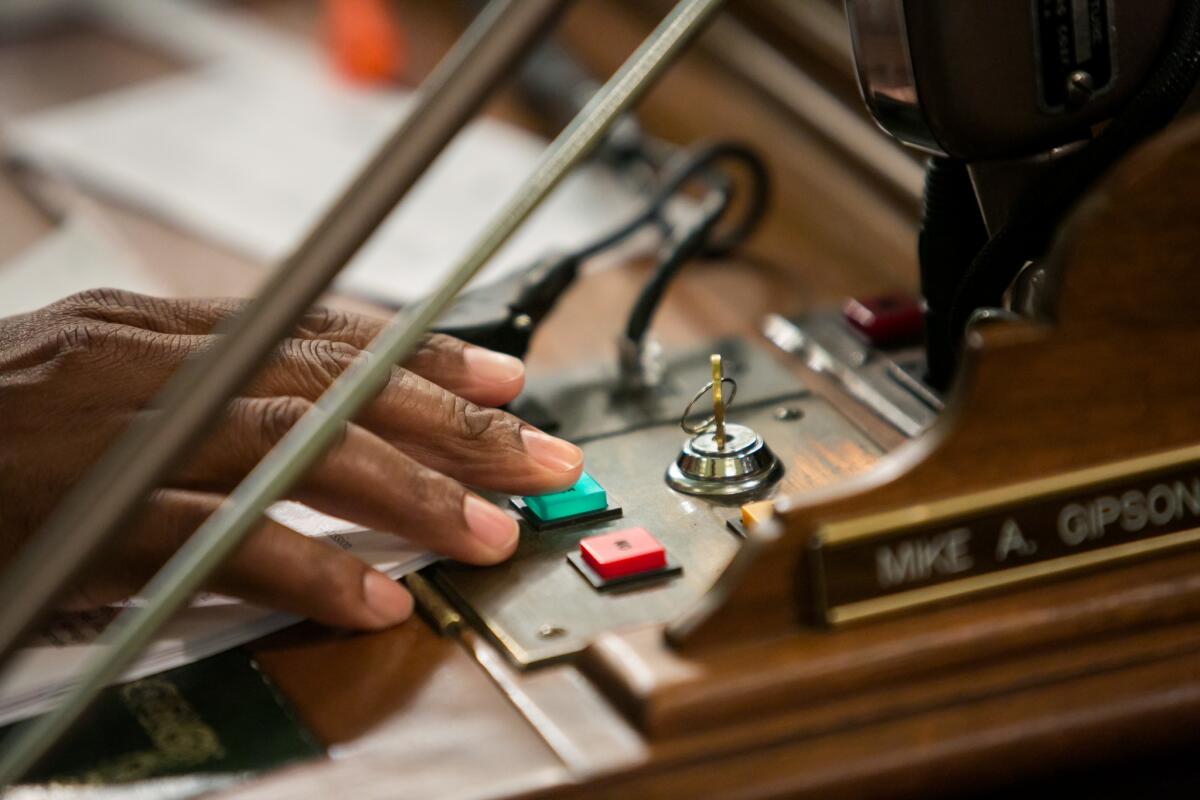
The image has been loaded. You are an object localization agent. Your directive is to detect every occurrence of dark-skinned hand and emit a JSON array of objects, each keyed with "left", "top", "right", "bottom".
[{"left": 0, "top": 289, "right": 582, "bottom": 630}]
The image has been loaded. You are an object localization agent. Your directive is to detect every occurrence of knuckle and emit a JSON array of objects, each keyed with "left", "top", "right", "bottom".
[
  {"left": 156, "top": 297, "right": 206, "bottom": 330},
  {"left": 446, "top": 395, "right": 504, "bottom": 442},
  {"left": 268, "top": 534, "right": 367, "bottom": 619},
  {"left": 415, "top": 332, "right": 465, "bottom": 361},
  {"left": 55, "top": 288, "right": 139, "bottom": 316},
  {"left": 189, "top": 296, "right": 244, "bottom": 324},
  {"left": 297, "top": 306, "right": 370, "bottom": 344},
  {"left": 289, "top": 338, "right": 355, "bottom": 386},
  {"left": 256, "top": 396, "right": 311, "bottom": 443},
  {"left": 50, "top": 289, "right": 180, "bottom": 334},
  {"left": 324, "top": 556, "right": 364, "bottom": 599},
  {"left": 52, "top": 323, "right": 112, "bottom": 362},
  {"left": 110, "top": 326, "right": 172, "bottom": 362},
  {"left": 53, "top": 323, "right": 95, "bottom": 353},
  {"left": 52, "top": 324, "right": 176, "bottom": 374},
  {"left": 402, "top": 462, "right": 461, "bottom": 517},
  {"left": 402, "top": 464, "right": 438, "bottom": 508},
  {"left": 378, "top": 365, "right": 420, "bottom": 407},
  {"left": 321, "top": 560, "right": 368, "bottom": 615},
  {"left": 298, "top": 306, "right": 344, "bottom": 336}
]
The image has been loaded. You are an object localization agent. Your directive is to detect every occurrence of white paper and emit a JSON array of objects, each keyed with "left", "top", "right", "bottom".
[
  {"left": 4, "top": 3, "right": 649, "bottom": 305},
  {"left": 0, "top": 502, "right": 436, "bottom": 727},
  {"left": 0, "top": 216, "right": 170, "bottom": 319}
]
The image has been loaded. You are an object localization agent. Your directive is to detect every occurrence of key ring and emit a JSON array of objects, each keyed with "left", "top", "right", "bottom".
[{"left": 680, "top": 377, "right": 738, "bottom": 434}]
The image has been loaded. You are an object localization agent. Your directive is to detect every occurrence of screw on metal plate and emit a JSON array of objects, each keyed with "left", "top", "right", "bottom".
[
  {"left": 774, "top": 405, "right": 804, "bottom": 421},
  {"left": 537, "top": 624, "right": 567, "bottom": 640},
  {"left": 1066, "top": 70, "right": 1095, "bottom": 109}
]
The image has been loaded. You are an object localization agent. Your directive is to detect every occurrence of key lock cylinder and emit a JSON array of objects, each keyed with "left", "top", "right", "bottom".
[{"left": 667, "top": 354, "right": 783, "bottom": 500}]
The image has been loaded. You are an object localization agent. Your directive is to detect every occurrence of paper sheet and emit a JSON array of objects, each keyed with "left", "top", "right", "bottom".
[
  {"left": 0, "top": 502, "right": 436, "bottom": 727},
  {"left": 4, "top": 2, "right": 649, "bottom": 305},
  {"left": 0, "top": 216, "right": 169, "bottom": 318}
]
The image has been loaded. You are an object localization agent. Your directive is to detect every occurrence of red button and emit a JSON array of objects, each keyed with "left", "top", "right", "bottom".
[
  {"left": 842, "top": 293, "right": 923, "bottom": 346},
  {"left": 580, "top": 527, "right": 666, "bottom": 580}
]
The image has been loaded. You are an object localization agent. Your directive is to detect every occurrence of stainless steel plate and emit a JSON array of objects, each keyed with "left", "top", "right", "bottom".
[
  {"left": 764, "top": 312, "right": 941, "bottom": 437},
  {"left": 428, "top": 341, "right": 884, "bottom": 667}
]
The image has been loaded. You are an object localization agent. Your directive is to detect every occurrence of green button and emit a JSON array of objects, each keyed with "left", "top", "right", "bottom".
[{"left": 523, "top": 472, "right": 607, "bottom": 521}]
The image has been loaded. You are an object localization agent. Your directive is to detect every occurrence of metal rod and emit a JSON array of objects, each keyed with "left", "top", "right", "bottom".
[
  {"left": 0, "top": 0, "right": 570, "bottom": 671},
  {"left": 0, "top": 0, "right": 724, "bottom": 783}
]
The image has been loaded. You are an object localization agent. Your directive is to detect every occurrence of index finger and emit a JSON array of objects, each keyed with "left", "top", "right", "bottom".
[
  {"left": 296, "top": 310, "right": 526, "bottom": 407},
  {"left": 82, "top": 294, "right": 523, "bottom": 407}
]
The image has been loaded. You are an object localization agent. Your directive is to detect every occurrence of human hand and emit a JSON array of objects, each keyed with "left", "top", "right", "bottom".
[{"left": 0, "top": 290, "right": 582, "bottom": 629}]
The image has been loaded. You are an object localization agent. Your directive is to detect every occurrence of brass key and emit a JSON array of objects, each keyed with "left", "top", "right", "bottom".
[{"left": 711, "top": 354, "right": 726, "bottom": 450}]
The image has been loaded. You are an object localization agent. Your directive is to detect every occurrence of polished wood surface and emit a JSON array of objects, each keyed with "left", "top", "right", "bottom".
[
  {"left": 567, "top": 116, "right": 1200, "bottom": 796},
  {"left": 681, "top": 113, "right": 1200, "bottom": 649},
  {"left": 246, "top": 621, "right": 569, "bottom": 797},
  {"left": 563, "top": 643, "right": 1200, "bottom": 798},
  {"left": 584, "top": 546, "right": 1200, "bottom": 736}
]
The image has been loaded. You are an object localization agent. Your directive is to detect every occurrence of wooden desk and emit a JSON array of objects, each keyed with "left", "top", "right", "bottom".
[{"left": 0, "top": 1, "right": 916, "bottom": 796}]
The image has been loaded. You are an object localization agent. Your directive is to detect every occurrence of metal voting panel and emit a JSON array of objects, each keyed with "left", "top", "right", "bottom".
[
  {"left": 512, "top": 337, "right": 802, "bottom": 442},
  {"left": 429, "top": 341, "right": 883, "bottom": 667}
]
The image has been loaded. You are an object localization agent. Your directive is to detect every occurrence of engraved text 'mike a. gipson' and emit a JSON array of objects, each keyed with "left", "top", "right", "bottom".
[{"left": 1058, "top": 478, "right": 1200, "bottom": 545}]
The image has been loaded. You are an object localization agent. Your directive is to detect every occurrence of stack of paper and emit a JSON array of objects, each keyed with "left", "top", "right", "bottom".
[
  {"left": 0, "top": 215, "right": 170, "bottom": 318},
  {"left": 4, "top": 1, "right": 650, "bottom": 306},
  {"left": 0, "top": 502, "right": 436, "bottom": 726}
]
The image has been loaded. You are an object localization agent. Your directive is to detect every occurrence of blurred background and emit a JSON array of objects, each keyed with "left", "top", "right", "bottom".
[{"left": 0, "top": 0, "right": 922, "bottom": 374}]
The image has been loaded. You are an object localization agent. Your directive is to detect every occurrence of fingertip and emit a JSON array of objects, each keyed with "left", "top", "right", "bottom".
[
  {"left": 563, "top": 461, "right": 585, "bottom": 490},
  {"left": 463, "top": 346, "right": 524, "bottom": 383},
  {"left": 461, "top": 347, "right": 525, "bottom": 405},
  {"left": 462, "top": 494, "right": 520, "bottom": 563},
  {"left": 520, "top": 428, "right": 582, "bottom": 474},
  {"left": 448, "top": 428, "right": 581, "bottom": 498},
  {"left": 361, "top": 570, "right": 414, "bottom": 628},
  {"left": 530, "top": 460, "right": 584, "bottom": 495}
]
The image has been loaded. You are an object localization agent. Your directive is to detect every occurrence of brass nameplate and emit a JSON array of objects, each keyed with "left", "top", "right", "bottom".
[{"left": 809, "top": 445, "right": 1200, "bottom": 625}]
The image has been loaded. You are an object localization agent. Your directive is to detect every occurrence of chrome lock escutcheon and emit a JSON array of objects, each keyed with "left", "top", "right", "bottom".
[{"left": 666, "top": 354, "right": 783, "bottom": 500}]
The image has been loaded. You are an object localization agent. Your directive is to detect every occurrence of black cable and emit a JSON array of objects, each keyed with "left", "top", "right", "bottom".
[
  {"left": 620, "top": 143, "right": 770, "bottom": 345},
  {"left": 624, "top": 187, "right": 731, "bottom": 345},
  {"left": 572, "top": 141, "right": 767, "bottom": 262},
  {"left": 433, "top": 141, "right": 770, "bottom": 359},
  {"left": 943, "top": 0, "right": 1200, "bottom": 370}
]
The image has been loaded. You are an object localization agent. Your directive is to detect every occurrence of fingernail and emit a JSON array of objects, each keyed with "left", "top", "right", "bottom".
[
  {"left": 520, "top": 428, "right": 583, "bottom": 472},
  {"left": 463, "top": 494, "right": 519, "bottom": 550},
  {"left": 463, "top": 346, "right": 524, "bottom": 383},
  {"left": 362, "top": 571, "right": 412, "bottom": 624}
]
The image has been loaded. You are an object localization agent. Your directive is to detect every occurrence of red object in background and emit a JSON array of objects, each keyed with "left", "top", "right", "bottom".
[
  {"left": 579, "top": 528, "right": 667, "bottom": 581},
  {"left": 323, "top": 0, "right": 407, "bottom": 84},
  {"left": 842, "top": 292, "right": 924, "bottom": 346}
]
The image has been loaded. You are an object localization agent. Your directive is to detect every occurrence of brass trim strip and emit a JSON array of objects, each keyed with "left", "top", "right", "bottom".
[
  {"left": 404, "top": 572, "right": 463, "bottom": 635},
  {"left": 827, "top": 524, "right": 1200, "bottom": 625},
  {"left": 818, "top": 443, "right": 1200, "bottom": 547}
]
